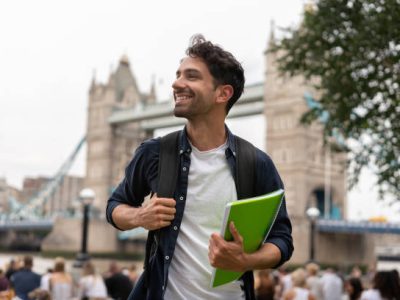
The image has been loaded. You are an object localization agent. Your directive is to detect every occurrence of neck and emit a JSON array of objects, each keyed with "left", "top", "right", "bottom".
[{"left": 186, "top": 119, "right": 226, "bottom": 151}]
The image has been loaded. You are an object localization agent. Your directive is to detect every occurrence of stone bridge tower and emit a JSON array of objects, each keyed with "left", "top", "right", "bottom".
[
  {"left": 85, "top": 56, "right": 154, "bottom": 213},
  {"left": 264, "top": 33, "right": 347, "bottom": 263}
]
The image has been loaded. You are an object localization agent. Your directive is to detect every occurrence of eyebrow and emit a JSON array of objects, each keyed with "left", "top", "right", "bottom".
[{"left": 176, "top": 68, "right": 202, "bottom": 77}]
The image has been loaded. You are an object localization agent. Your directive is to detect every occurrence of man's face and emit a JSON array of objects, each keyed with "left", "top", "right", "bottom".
[{"left": 172, "top": 56, "right": 219, "bottom": 119}]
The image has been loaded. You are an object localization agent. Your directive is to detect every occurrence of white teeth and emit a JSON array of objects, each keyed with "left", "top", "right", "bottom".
[{"left": 176, "top": 95, "right": 192, "bottom": 101}]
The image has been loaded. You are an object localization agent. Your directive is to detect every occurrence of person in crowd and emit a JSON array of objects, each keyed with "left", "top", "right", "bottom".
[
  {"left": 106, "top": 34, "right": 293, "bottom": 300},
  {"left": 5, "top": 259, "right": 18, "bottom": 281},
  {"left": 27, "top": 288, "right": 52, "bottom": 300},
  {"left": 48, "top": 257, "right": 73, "bottom": 300},
  {"left": 350, "top": 266, "right": 363, "bottom": 279},
  {"left": 104, "top": 261, "right": 133, "bottom": 300},
  {"left": 344, "top": 277, "right": 363, "bottom": 300},
  {"left": 77, "top": 260, "right": 108, "bottom": 300},
  {"left": 255, "top": 269, "right": 275, "bottom": 300},
  {"left": 127, "top": 264, "right": 139, "bottom": 286},
  {"left": 10, "top": 256, "right": 41, "bottom": 300},
  {"left": 319, "top": 267, "right": 343, "bottom": 300},
  {"left": 305, "top": 262, "right": 321, "bottom": 300},
  {"left": 0, "top": 269, "right": 10, "bottom": 291},
  {"left": 361, "top": 270, "right": 400, "bottom": 300},
  {"left": 282, "top": 268, "right": 316, "bottom": 300},
  {"left": 40, "top": 268, "right": 53, "bottom": 291},
  {"left": 276, "top": 266, "right": 293, "bottom": 299}
]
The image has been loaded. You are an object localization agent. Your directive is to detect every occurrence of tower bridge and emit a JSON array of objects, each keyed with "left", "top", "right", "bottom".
[{"left": 1, "top": 34, "right": 400, "bottom": 265}]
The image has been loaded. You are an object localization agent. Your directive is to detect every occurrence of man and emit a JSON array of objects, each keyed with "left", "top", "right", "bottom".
[
  {"left": 10, "top": 256, "right": 41, "bottom": 300},
  {"left": 106, "top": 35, "right": 293, "bottom": 300}
]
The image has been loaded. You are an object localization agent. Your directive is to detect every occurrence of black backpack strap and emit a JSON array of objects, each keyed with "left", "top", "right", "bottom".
[
  {"left": 157, "top": 130, "right": 181, "bottom": 197},
  {"left": 235, "top": 136, "right": 256, "bottom": 200},
  {"left": 144, "top": 130, "right": 181, "bottom": 288},
  {"left": 235, "top": 135, "right": 257, "bottom": 300}
]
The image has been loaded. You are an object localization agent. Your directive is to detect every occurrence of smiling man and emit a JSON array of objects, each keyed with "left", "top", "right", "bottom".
[{"left": 106, "top": 34, "right": 293, "bottom": 300}]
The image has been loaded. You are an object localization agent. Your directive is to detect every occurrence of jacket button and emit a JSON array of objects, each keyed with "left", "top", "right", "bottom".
[
  {"left": 165, "top": 256, "right": 170, "bottom": 260},
  {"left": 174, "top": 226, "right": 178, "bottom": 230}
]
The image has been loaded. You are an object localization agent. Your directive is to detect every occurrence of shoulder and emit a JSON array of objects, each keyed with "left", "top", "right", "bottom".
[
  {"left": 136, "top": 137, "right": 161, "bottom": 156},
  {"left": 233, "top": 135, "right": 273, "bottom": 162}
]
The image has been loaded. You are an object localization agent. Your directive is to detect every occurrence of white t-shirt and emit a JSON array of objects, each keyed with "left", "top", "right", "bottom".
[
  {"left": 164, "top": 141, "right": 244, "bottom": 300},
  {"left": 319, "top": 272, "right": 343, "bottom": 300},
  {"left": 78, "top": 275, "right": 108, "bottom": 298},
  {"left": 293, "top": 287, "right": 310, "bottom": 300},
  {"left": 361, "top": 289, "right": 382, "bottom": 300}
]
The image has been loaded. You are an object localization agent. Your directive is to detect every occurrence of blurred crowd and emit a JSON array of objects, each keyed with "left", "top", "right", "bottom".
[
  {"left": 255, "top": 263, "right": 400, "bottom": 300},
  {"left": 0, "top": 255, "right": 138, "bottom": 300},
  {"left": 1, "top": 256, "right": 399, "bottom": 300}
]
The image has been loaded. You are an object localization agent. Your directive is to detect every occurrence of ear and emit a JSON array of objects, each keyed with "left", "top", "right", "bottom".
[{"left": 216, "top": 85, "right": 234, "bottom": 104}]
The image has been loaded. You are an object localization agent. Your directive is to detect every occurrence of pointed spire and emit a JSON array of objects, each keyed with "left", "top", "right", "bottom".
[
  {"left": 147, "top": 74, "right": 157, "bottom": 104},
  {"left": 120, "top": 54, "right": 130, "bottom": 66},
  {"left": 268, "top": 19, "right": 276, "bottom": 47},
  {"left": 89, "top": 69, "right": 96, "bottom": 93}
]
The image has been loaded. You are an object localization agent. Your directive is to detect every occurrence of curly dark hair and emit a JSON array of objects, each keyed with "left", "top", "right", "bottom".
[{"left": 186, "top": 34, "right": 245, "bottom": 114}]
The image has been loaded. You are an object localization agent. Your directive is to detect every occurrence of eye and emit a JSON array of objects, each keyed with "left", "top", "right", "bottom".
[{"left": 187, "top": 73, "right": 199, "bottom": 80}]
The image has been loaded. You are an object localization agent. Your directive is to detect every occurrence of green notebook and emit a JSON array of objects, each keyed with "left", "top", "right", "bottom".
[{"left": 210, "top": 189, "right": 284, "bottom": 288}]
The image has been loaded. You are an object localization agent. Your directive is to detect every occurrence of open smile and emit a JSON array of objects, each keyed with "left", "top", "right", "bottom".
[{"left": 174, "top": 94, "right": 194, "bottom": 104}]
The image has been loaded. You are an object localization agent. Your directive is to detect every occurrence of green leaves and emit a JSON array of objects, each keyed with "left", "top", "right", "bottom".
[{"left": 271, "top": 0, "right": 400, "bottom": 198}]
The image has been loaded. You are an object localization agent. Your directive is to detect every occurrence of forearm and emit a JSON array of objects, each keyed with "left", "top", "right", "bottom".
[
  {"left": 241, "top": 242, "right": 281, "bottom": 271},
  {"left": 111, "top": 204, "right": 143, "bottom": 230}
]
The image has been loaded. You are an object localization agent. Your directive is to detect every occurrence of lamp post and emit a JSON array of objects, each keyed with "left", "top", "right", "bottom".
[
  {"left": 306, "top": 207, "right": 320, "bottom": 262},
  {"left": 74, "top": 188, "right": 95, "bottom": 268}
]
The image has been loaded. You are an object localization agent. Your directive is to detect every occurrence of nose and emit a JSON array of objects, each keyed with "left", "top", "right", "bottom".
[{"left": 172, "top": 76, "right": 185, "bottom": 90}]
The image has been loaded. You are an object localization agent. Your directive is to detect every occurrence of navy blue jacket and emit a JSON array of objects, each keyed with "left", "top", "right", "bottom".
[
  {"left": 10, "top": 269, "right": 41, "bottom": 300},
  {"left": 107, "top": 127, "right": 293, "bottom": 299}
]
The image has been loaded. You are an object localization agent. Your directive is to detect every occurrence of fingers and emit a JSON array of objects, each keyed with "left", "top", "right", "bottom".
[
  {"left": 156, "top": 198, "right": 176, "bottom": 207},
  {"left": 154, "top": 205, "right": 176, "bottom": 215},
  {"left": 229, "top": 222, "right": 243, "bottom": 244},
  {"left": 151, "top": 193, "right": 176, "bottom": 207}
]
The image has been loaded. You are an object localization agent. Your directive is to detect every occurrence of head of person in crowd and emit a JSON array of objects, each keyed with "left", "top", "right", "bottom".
[
  {"left": 53, "top": 257, "right": 66, "bottom": 273},
  {"left": 373, "top": 270, "right": 400, "bottom": 300},
  {"left": 350, "top": 265, "right": 362, "bottom": 278},
  {"left": 344, "top": 277, "right": 363, "bottom": 300},
  {"left": 108, "top": 261, "right": 120, "bottom": 275},
  {"left": 128, "top": 264, "right": 138, "bottom": 283},
  {"left": 23, "top": 255, "right": 34, "bottom": 270},
  {"left": 256, "top": 269, "right": 275, "bottom": 299},
  {"left": 7, "top": 259, "right": 17, "bottom": 271},
  {"left": 391, "top": 269, "right": 400, "bottom": 284},
  {"left": 291, "top": 268, "right": 307, "bottom": 288},
  {"left": 82, "top": 261, "right": 96, "bottom": 277},
  {"left": 305, "top": 262, "right": 320, "bottom": 277}
]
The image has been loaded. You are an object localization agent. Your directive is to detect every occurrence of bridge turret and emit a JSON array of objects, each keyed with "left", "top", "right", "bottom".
[
  {"left": 85, "top": 55, "right": 147, "bottom": 213},
  {"left": 264, "top": 23, "right": 347, "bottom": 263}
]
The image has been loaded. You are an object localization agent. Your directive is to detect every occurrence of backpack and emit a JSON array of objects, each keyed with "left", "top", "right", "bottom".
[{"left": 142, "top": 130, "right": 257, "bottom": 299}]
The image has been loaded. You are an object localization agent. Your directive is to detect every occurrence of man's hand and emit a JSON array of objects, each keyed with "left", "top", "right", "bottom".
[
  {"left": 208, "top": 222, "right": 248, "bottom": 272},
  {"left": 111, "top": 194, "right": 176, "bottom": 231},
  {"left": 139, "top": 194, "right": 176, "bottom": 230}
]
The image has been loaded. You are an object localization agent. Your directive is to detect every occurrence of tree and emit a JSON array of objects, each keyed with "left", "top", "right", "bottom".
[{"left": 270, "top": 0, "right": 400, "bottom": 198}]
